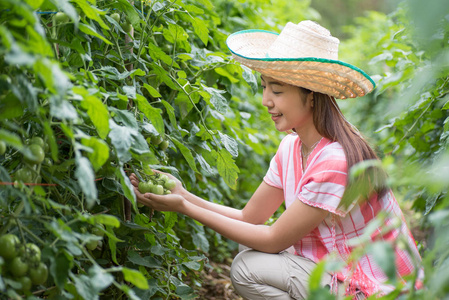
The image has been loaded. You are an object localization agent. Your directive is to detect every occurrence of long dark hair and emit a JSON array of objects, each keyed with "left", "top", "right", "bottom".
[{"left": 307, "top": 89, "right": 388, "bottom": 202}]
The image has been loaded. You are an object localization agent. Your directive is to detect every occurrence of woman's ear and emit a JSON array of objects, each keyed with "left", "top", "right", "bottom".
[{"left": 308, "top": 91, "right": 314, "bottom": 108}]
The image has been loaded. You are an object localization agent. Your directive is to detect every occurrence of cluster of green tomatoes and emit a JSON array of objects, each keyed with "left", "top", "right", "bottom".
[
  {"left": 138, "top": 173, "right": 176, "bottom": 195},
  {"left": 13, "top": 136, "right": 49, "bottom": 184},
  {"left": 0, "top": 234, "right": 48, "bottom": 293}
]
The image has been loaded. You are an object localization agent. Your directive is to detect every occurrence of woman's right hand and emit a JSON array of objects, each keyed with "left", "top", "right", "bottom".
[{"left": 152, "top": 170, "right": 184, "bottom": 195}]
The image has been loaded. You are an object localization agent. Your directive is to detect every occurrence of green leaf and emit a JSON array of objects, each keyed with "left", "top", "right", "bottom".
[
  {"left": 90, "top": 214, "right": 121, "bottom": 228},
  {"left": 163, "top": 23, "right": 188, "bottom": 44},
  {"left": 0, "top": 129, "right": 23, "bottom": 150},
  {"left": 109, "top": 107, "right": 138, "bottom": 130},
  {"left": 74, "top": 0, "right": 109, "bottom": 29},
  {"left": 88, "top": 265, "right": 114, "bottom": 292},
  {"left": 147, "top": 42, "right": 180, "bottom": 68},
  {"left": 0, "top": 92, "right": 23, "bottom": 120},
  {"left": 216, "top": 149, "right": 239, "bottom": 189},
  {"left": 134, "top": 94, "right": 164, "bottom": 135},
  {"left": 115, "top": 165, "right": 136, "bottom": 209},
  {"left": 143, "top": 83, "right": 161, "bottom": 98},
  {"left": 201, "top": 85, "right": 228, "bottom": 113},
  {"left": 81, "top": 137, "right": 109, "bottom": 171},
  {"left": 161, "top": 100, "right": 178, "bottom": 129},
  {"left": 75, "top": 151, "right": 98, "bottom": 208},
  {"left": 115, "top": 0, "right": 140, "bottom": 26},
  {"left": 122, "top": 267, "right": 149, "bottom": 290},
  {"left": 78, "top": 95, "right": 110, "bottom": 139},
  {"left": 128, "top": 250, "right": 161, "bottom": 268},
  {"left": 241, "top": 65, "right": 258, "bottom": 94},
  {"left": 192, "top": 17, "right": 209, "bottom": 45},
  {"left": 49, "top": 250, "right": 73, "bottom": 289},
  {"left": 163, "top": 211, "right": 177, "bottom": 230},
  {"left": 109, "top": 119, "right": 136, "bottom": 162},
  {"left": 171, "top": 137, "right": 198, "bottom": 172},
  {"left": 79, "top": 23, "right": 112, "bottom": 45},
  {"left": 367, "top": 241, "right": 396, "bottom": 283},
  {"left": 218, "top": 132, "right": 238, "bottom": 157}
]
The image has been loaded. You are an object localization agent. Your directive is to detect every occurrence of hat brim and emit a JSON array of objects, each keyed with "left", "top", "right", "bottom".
[{"left": 227, "top": 30, "right": 375, "bottom": 99}]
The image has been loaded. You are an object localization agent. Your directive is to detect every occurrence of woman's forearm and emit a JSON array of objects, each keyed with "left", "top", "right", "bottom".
[
  {"left": 181, "top": 190, "right": 245, "bottom": 221},
  {"left": 180, "top": 200, "right": 276, "bottom": 252}
]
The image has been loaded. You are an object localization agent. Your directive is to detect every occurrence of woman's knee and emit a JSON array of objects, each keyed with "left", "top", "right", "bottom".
[{"left": 230, "top": 249, "right": 253, "bottom": 286}]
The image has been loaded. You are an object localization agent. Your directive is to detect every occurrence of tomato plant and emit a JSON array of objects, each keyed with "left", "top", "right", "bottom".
[{"left": 0, "top": 0, "right": 281, "bottom": 298}]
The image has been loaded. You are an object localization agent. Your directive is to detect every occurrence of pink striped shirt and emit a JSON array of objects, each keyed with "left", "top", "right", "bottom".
[{"left": 264, "top": 133, "right": 422, "bottom": 297}]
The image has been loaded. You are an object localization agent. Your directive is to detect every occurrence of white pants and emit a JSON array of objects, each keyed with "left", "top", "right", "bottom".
[{"left": 230, "top": 246, "right": 365, "bottom": 300}]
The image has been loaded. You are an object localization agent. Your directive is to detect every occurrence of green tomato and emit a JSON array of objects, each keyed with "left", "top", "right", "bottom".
[
  {"left": 164, "top": 179, "right": 176, "bottom": 190},
  {"left": 29, "top": 137, "right": 45, "bottom": 148},
  {"left": 86, "top": 240, "right": 98, "bottom": 251},
  {"left": 15, "top": 168, "right": 33, "bottom": 183},
  {"left": 91, "top": 225, "right": 105, "bottom": 238},
  {"left": 0, "top": 234, "right": 20, "bottom": 260},
  {"left": 29, "top": 262, "right": 48, "bottom": 285},
  {"left": 121, "top": 21, "right": 133, "bottom": 33},
  {"left": 160, "top": 140, "right": 169, "bottom": 151},
  {"left": 139, "top": 181, "right": 153, "bottom": 194},
  {"left": 24, "top": 243, "right": 41, "bottom": 263},
  {"left": 17, "top": 276, "right": 32, "bottom": 292},
  {"left": 110, "top": 12, "right": 120, "bottom": 23},
  {"left": 153, "top": 184, "right": 164, "bottom": 195},
  {"left": 54, "top": 12, "right": 69, "bottom": 23},
  {"left": 9, "top": 256, "right": 28, "bottom": 277},
  {"left": 151, "top": 135, "right": 163, "bottom": 145},
  {"left": 0, "top": 141, "right": 6, "bottom": 155},
  {"left": 24, "top": 144, "right": 45, "bottom": 165},
  {"left": 159, "top": 174, "right": 169, "bottom": 183}
]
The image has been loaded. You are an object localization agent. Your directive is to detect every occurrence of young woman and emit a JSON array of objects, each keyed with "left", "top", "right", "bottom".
[{"left": 129, "top": 21, "right": 422, "bottom": 299}]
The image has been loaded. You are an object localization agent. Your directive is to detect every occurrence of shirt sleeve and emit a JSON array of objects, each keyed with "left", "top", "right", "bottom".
[{"left": 298, "top": 145, "right": 352, "bottom": 217}]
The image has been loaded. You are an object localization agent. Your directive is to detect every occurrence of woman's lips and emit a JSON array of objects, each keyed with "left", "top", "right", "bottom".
[{"left": 270, "top": 113, "right": 282, "bottom": 121}]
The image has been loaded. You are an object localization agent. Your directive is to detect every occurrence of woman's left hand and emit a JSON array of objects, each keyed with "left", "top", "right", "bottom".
[{"left": 129, "top": 173, "right": 186, "bottom": 213}]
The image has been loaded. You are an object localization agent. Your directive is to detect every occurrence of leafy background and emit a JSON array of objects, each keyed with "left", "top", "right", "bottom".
[{"left": 0, "top": 0, "right": 448, "bottom": 299}]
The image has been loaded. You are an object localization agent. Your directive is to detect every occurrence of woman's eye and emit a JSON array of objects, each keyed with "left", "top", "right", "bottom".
[{"left": 273, "top": 91, "right": 282, "bottom": 95}]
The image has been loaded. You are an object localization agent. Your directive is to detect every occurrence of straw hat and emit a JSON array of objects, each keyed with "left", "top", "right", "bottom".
[{"left": 226, "top": 21, "right": 375, "bottom": 99}]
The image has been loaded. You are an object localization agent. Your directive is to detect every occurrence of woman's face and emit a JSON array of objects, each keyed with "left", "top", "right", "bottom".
[{"left": 260, "top": 76, "right": 314, "bottom": 133}]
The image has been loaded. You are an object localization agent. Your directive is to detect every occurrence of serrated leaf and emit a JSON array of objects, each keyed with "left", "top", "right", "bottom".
[
  {"left": 218, "top": 132, "right": 238, "bottom": 157},
  {"left": 163, "top": 211, "right": 177, "bottom": 230},
  {"left": 122, "top": 267, "right": 149, "bottom": 290},
  {"left": 216, "top": 149, "right": 239, "bottom": 189},
  {"left": 171, "top": 137, "right": 198, "bottom": 172},
  {"left": 201, "top": 85, "right": 228, "bottom": 113},
  {"left": 241, "top": 65, "right": 258, "bottom": 94}
]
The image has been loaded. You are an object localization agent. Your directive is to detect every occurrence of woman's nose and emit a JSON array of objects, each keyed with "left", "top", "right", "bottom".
[{"left": 262, "top": 91, "right": 273, "bottom": 108}]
